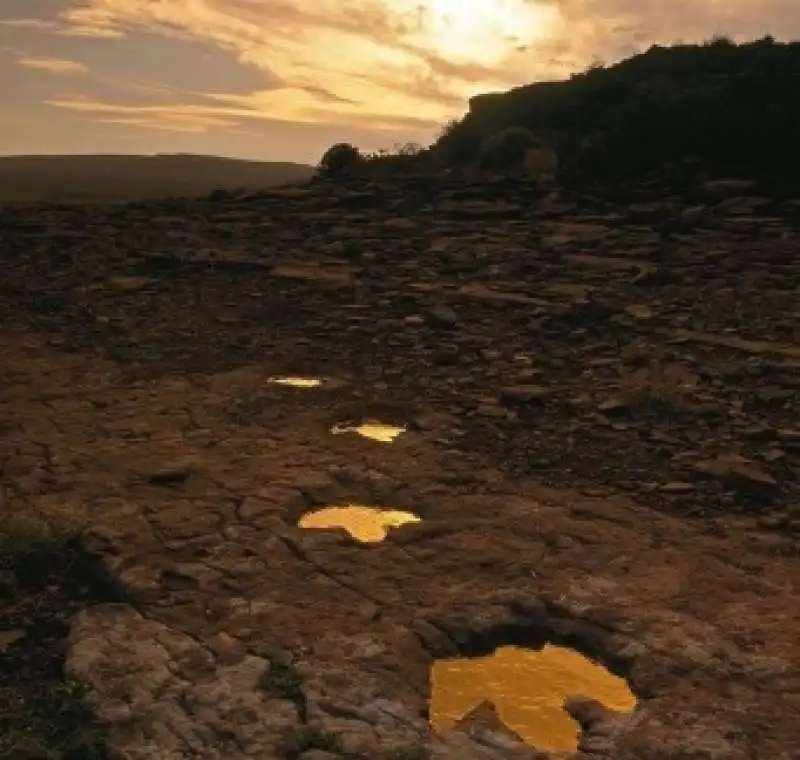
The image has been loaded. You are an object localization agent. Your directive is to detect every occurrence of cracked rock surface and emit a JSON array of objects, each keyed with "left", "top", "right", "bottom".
[{"left": 1, "top": 175, "right": 798, "bottom": 759}]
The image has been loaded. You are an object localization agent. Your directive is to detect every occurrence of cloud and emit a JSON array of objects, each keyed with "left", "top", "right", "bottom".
[
  {"left": 0, "top": 11, "right": 123, "bottom": 36},
  {"left": 43, "top": 93, "right": 240, "bottom": 132},
  {"left": 530, "top": 0, "right": 799, "bottom": 65},
  {"left": 17, "top": 55, "right": 88, "bottom": 73},
  {"left": 7, "top": 0, "right": 800, "bottom": 152},
  {"left": 42, "top": 0, "right": 564, "bottom": 132},
  {"left": 57, "top": 23, "right": 126, "bottom": 37},
  {"left": 44, "top": 86, "right": 441, "bottom": 135},
  {"left": 55, "top": 3, "right": 128, "bottom": 37},
  {"left": 0, "top": 18, "right": 58, "bottom": 29}
]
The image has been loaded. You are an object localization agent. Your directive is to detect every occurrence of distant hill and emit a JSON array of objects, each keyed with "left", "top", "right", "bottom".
[
  {"left": 432, "top": 37, "right": 800, "bottom": 187},
  {"left": 0, "top": 154, "right": 315, "bottom": 204}
]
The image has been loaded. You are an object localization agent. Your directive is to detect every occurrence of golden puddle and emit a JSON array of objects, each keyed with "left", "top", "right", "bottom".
[
  {"left": 430, "top": 644, "right": 636, "bottom": 754},
  {"left": 297, "top": 505, "right": 421, "bottom": 542},
  {"left": 268, "top": 376, "right": 323, "bottom": 388},
  {"left": 331, "top": 421, "right": 406, "bottom": 443}
]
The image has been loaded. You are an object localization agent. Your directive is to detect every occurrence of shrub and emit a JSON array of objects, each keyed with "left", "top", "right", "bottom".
[
  {"left": 395, "top": 141, "right": 424, "bottom": 157},
  {"left": 358, "top": 142, "right": 431, "bottom": 178},
  {"left": 433, "top": 117, "right": 481, "bottom": 165},
  {"left": 317, "top": 142, "right": 363, "bottom": 178},
  {"left": 257, "top": 660, "right": 304, "bottom": 702},
  {"left": 478, "top": 126, "right": 539, "bottom": 171}
]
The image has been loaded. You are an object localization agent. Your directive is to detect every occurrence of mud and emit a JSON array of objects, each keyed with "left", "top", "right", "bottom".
[{"left": 0, "top": 175, "right": 798, "bottom": 759}]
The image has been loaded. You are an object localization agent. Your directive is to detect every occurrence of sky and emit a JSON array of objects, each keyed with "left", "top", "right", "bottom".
[{"left": 0, "top": 0, "right": 797, "bottom": 164}]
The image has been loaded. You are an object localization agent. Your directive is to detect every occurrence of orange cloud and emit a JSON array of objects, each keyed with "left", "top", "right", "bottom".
[
  {"left": 45, "top": 0, "right": 565, "bottom": 130},
  {"left": 57, "top": 24, "right": 126, "bottom": 37},
  {"left": 0, "top": 18, "right": 58, "bottom": 29},
  {"left": 44, "top": 88, "right": 439, "bottom": 134},
  {"left": 17, "top": 56, "right": 88, "bottom": 74},
  {"left": 29, "top": 0, "right": 800, "bottom": 140},
  {"left": 89, "top": 116, "right": 229, "bottom": 133},
  {"left": 55, "top": 4, "right": 127, "bottom": 37}
]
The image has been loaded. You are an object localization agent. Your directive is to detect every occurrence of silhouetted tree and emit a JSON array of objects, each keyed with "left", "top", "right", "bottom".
[{"left": 317, "top": 143, "right": 363, "bottom": 178}]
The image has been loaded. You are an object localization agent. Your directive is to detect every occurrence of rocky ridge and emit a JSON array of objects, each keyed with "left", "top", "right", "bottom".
[
  {"left": 0, "top": 174, "right": 798, "bottom": 759},
  {"left": 434, "top": 38, "right": 800, "bottom": 187}
]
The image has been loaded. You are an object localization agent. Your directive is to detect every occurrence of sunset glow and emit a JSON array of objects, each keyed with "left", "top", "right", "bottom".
[
  {"left": 0, "top": 0, "right": 795, "bottom": 160},
  {"left": 401, "top": 0, "right": 560, "bottom": 63}
]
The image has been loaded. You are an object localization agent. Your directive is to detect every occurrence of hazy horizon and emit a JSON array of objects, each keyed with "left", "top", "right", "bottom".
[
  {"left": 0, "top": 150, "right": 314, "bottom": 163},
  {"left": 2, "top": 1, "right": 798, "bottom": 164}
]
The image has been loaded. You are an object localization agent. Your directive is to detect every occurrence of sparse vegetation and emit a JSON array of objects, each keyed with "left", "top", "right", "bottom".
[
  {"left": 316, "top": 140, "right": 433, "bottom": 181},
  {"left": 1, "top": 513, "right": 71, "bottom": 569},
  {"left": 277, "top": 726, "right": 342, "bottom": 759},
  {"left": 0, "top": 515, "right": 112, "bottom": 759},
  {"left": 361, "top": 142, "right": 431, "bottom": 178},
  {"left": 257, "top": 659, "right": 305, "bottom": 702}
]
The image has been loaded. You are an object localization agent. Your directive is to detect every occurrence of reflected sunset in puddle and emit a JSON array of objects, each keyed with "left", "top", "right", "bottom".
[
  {"left": 297, "top": 505, "right": 420, "bottom": 542},
  {"left": 430, "top": 644, "right": 636, "bottom": 753},
  {"left": 331, "top": 421, "right": 406, "bottom": 443},
  {"left": 268, "top": 376, "right": 324, "bottom": 388}
]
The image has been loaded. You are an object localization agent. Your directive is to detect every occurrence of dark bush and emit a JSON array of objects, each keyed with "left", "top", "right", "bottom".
[
  {"left": 317, "top": 142, "right": 363, "bottom": 178},
  {"left": 479, "top": 126, "right": 538, "bottom": 171}
]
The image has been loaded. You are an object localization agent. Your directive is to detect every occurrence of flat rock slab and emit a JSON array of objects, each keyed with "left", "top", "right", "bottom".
[
  {"left": 0, "top": 178, "right": 798, "bottom": 759},
  {"left": 0, "top": 331, "right": 797, "bottom": 760}
]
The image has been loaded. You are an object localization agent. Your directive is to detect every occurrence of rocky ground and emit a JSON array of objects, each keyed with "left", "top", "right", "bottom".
[{"left": 0, "top": 175, "right": 798, "bottom": 760}]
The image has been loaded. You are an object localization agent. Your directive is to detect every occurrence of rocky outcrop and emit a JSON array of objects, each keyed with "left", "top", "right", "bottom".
[{"left": 434, "top": 38, "right": 800, "bottom": 187}]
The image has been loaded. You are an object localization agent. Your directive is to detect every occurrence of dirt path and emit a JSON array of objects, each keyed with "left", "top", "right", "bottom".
[{"left": 1, "top": 177, "right": 798, "bottom": 759}]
